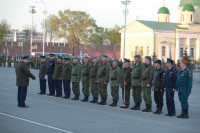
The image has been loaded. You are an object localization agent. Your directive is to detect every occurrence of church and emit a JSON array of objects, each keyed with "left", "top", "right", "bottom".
[{"left": 120, "top": 0, "right": 200, "bottom": 62}]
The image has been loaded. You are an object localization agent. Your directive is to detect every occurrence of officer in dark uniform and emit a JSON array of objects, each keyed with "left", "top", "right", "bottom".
[
  {"left": 62, "top": 58, "right": 72, "bottom": 99},
  {"left": 164, "top": 58, "right": 177, "bottom": 116},
  {"left": 46, "top": 53, "right": 56, "bottom": 96},
  {"left": 15, "top": 55, "right": 36, "bottom": 108},
  {"left": 120, "top": 58, "right": 132, "bottom": 109},
  {"left": 53, "top": 56, "right": 63, "bottom": 97},
  {"left": 176, "top": 60, "right": 193, "bottom": 119},
  {"left": 38, "top": 56, "right": 47, "bottom": 95}
]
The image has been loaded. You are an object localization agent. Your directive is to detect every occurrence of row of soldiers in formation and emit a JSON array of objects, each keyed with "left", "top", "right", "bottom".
[{"left": 15, "top": 53, "right": 193, "bottom": 119}]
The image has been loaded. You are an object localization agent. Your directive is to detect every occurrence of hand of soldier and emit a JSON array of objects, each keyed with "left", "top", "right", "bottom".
[
  {"left": 33, "top": 77, "right": 36, "bottom": 80},
  {"left": 138, "top": 82, "right": 140, "bottom": 85},
  {"left": 95, "top": 80, "right": 98, "bottom": 83},
  {"left": 147, "top": 84, "right": 150, "bottom": 87},
  {"left": 104, "top": 82, "right": 107, "bottom": 85},
  {"left": 59, "top": 77, "right": 61, "bottom": 80},
  {"left": 164, "top": 88, "right": 166, "bottom": 91},
  {"left": 172, "top": 89, "right": 175, "bottom": 92},
  {"left": 124, "top": 82, "right": 127, "bottom": 86}
]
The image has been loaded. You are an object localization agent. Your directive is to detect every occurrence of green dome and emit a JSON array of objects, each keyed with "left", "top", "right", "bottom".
[
  {"left": 182, "top": 4, "right": 195, "bottom": 11},
  {"left": 157, "top": 7, "right": 170, "bottom": 14},
  {"left": 179, "top": 0, "right": 200, "bottom": 7}
]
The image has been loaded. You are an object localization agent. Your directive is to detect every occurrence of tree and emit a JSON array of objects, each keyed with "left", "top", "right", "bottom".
[
  {"left": 55, "top": 9, "right": 96, "bottom": 55},
  {"left": 182, "top": 46, "right": 194, "bottom": 69},
  {"left": 0, "top": 19, "right": 10, "bottom": 49},
  {"left": 109, "top": 25, "right": 121, "bottom": 45}
]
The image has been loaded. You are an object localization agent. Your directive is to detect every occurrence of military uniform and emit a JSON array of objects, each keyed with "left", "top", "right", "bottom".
[
  {"left": 131, "top": 61, "right": 143, "bottom": 110},
  {"left": 97, "top": 55, "right": 110, "bottom": 105},
  {"left": 0, "top": 56, "right": 2, "bottom": 67},
  {"left": 62, "top": 59, "right": 72, "bottom": 99},
  {"left": 81, "top": 59, "right": 90, "bottom": 102},
  {"left": 161, "top": 61, "right": 167, "bottom": 70},
  {"left": 2, "top": 56, "right": 6, "bottom": 67},
  {"left": 176, "top": 60, "right": 193, "bottom": 118},
  {"left": 46, "top": 55, "right": 56, "bottom": 96},
  {"left": 89, "top": 59, "right": 99, "bottom": 103},
  {"left": 71, "top": 60, "right": 81, "bottom": 100},
  {"left": 141, "top": 56, "right": 154, "bottom": 112},
  {"left": 15, "top": 56, "right": 36, "bottom": 107},
  {"left": 53, "top": 59, "right": 63, "bottom": 97},
  {"left": 164, "top": 58, "right": 177, "bottom": 116},
  {"left": 109, "top": 63, "right": 121, "bottom": 107},
  {"left": 38, "top": 57, "right": 47, "bottom": 95}
]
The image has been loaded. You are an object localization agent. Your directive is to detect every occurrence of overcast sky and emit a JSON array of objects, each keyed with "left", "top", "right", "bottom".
[{"left": 0, "top": 0, "right": 180, "bottom": 31}]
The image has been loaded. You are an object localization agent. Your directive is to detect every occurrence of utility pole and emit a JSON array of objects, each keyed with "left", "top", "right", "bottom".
[{"left": 29, "top": 6, "right": 36, "bottom": 56}]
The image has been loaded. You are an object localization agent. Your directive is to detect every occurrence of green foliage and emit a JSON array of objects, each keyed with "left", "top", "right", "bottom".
[{"left": 0, "top": 19, "right": 10, "bottom": 49}]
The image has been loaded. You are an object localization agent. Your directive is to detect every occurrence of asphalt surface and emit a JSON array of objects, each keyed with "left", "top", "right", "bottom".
[{"left": 0, "top": 67, "right": 200, "bottom": 133}]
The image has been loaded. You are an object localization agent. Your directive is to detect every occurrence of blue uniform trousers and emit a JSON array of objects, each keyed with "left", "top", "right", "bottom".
[
  {"left": 48, "top": 73, "right": 55, "bottom": 95},
  {"left": 40, "top": 79, "right": 46, "bottom": 94},
  {"left": 166, "top": 88, "right": 176, "bottom": 115},
  {"left": 17, "top": 86, "right": 28, "bottom": 107},
  {"left": 63, "top": 80, "right": 71, "bottom": 98},
  {"left": 55, "top": 80, "right": 62, "bottom": 97},
  {"left": 178, "top": 90, "right": 191, "bottom": 110}
]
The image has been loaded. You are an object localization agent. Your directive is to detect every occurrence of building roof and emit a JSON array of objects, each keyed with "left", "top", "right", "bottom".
[
  {"left": 137, "top": 20, "right": 178, "bottom": 31},
  {"left": 179, "top": 0, "right": 200, "bottom": 7},
  {"left": 158, "top": 7, "right": 170, "bottom": 14},
  {"left": 182, "top": 4, "right": 195, "bottom": 11}
]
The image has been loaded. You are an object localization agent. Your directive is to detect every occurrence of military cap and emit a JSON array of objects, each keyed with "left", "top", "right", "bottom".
[
  {"left": 102, "top": 55, "right": 108, "bottom": 58},
  {"left": 57, "top": 56, "right": 63, "bottom": 59},
  {"left": 93, "top": 57, "right": 98, "bottom": 59},
  {"left": 124, "top": 58, "right": 130, "bottom": 63},
  {"left": 84, "top": 56, "right": 89, "bottom": 59},
  {"left": 40, "top": 56, "right": 46, "bottom": 59},
  {"left": 167, "top": 58, "right": 174, "bottom": 64},
  {"left": 49, "top": 53, "right": 55, "bottom": 56},
  {"left": 64, "top": 58, "right": 70, "bottom": 61},
  {"left": 22, "top": 55, "right": 29, "bottom": 59},
  {"left": 181, "top": 60, "right": 189, "bottom": 65},
  {"left": 134, "top": 54, "right": 141, "bottom": 58},
  {"left": 154, "top": 59, "right": 161, "bottom": 65},
  {"left": 73, "top": 56, "right": 78, "bottom": 59},
  {"left": 145, "top": 56, "right": 151, "bottom": 59},
  {"left": 112, "top": 59, "right": 118, "bottom": 62}
]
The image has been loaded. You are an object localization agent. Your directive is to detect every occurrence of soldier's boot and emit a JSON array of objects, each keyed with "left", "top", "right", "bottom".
[
  {"left": 81, "top": 96, "right": 89, "bottom": 102},
  {"left": 130, "top": 103, "right": 137, "bottom": 110},
  {"left": 90, "top": 97, "right": 98, "bottom": 103},
  {"left": 177, "top": 109, "right": 184, "bottom": 118},
  {"left": 131, "top": 102, "right": 140, "bottom": 110},
  {"left": 153, "top": 108, "right": 159, "bottom": 114},
  {"left": 178, "top": 109, "right": 189, "bottom": 119},
  {"left": 154, "top": 108, "right": 162, "bottom": 114},
  {"left": 98, "top": 98, "right": 107, "bottom": 105},
  {"left": 71, "top": 95, "right": 79, "bottom": 100},
  {"left": 112, "top": 100, "right": 118, "bottom": 107},
  {"left": 142, "top": 104, "right": 148, "bottom": 112},
  {"left": 142, "top": 104, "right": 152, "bottom": 112},
  {"left": 120, "top": 104, "right": 129, "bottom": 109},
  {"left": 109, "top": 101, "right": 114, "bottom": 106}
]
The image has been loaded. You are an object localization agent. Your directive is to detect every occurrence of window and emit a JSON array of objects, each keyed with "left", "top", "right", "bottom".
[
  {"left": 147, "top": 46, "right": 149, "bottom": 55},
  {"left": 165, "top": 17, "right": 167, "bottom": 22},
  {"left": 191, "top": 48, "right": 194, "bottom": 57},
  {"left": 191, "top": 15, "right": 193, "bottom": 22},
  {"left": 180, "top": 48, "right": 184, "bottom": 57},
  {"left": 162, "top": 46, "right": 166, "bottom": 56}
]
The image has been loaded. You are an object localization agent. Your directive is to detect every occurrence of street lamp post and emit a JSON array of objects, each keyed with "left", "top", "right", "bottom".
[{"left": 29, "top": 6, "right": 36, "bottom": 56}]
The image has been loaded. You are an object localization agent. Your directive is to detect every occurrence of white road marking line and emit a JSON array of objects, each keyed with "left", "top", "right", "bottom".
[{"left": 0, "top": 112, "right": 74, "bottom": 133}]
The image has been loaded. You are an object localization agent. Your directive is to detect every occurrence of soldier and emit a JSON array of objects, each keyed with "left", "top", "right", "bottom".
[
  {"left": 89, "top": 57, "right": 99, "bottom": 103},
  {"left": 38, "top": 56, "right": 47, "bottom": 95},
  {"left": 161, "top": 59, "right": 167, "bottom": 70},
  {"left": 15, "top": 55, "right": 36, "bottom": 108},
  {"left": 164, "top": 58, "right": 177, "bottom": 117},
  {"left": 81, "top": 56, "right": 90, "bottom": 102},
  {"left": 0, "top": 56, "right": 2, "bottom": 67},
  {"left": 97, "top": 55, "right": 110, "bottom": 105},
  {"left": 2, "top": 56, "right": 6, "bottom": 67},
  {"left": 176, "top": 60, "right": 193, "bottom": 119},
  {"left": 71, "top": 57, "right": 81, "bottom": 100},
  {"left": 62, "top": 58, "right": 72, "bottom": 99},
  {"left": 120, "top": 58, "right": 132, "bottom": 109},
  {"left": 151, "top": 60, "right": 165, "bottom": 114},
  {"left": 176, "top": 60, "right": 181, "bottom": 72},
  {"left": 141, "top": 56, "right": 154, "bottom": 112},
  {"left": 130, "top": 55, "right": 143, "bottom": 110},
  {"left": 46, "top": 53, "right": 56, "bottom": 96},
  {"left": 109, "top": 59, "right": 121, "bottom": 107},
  {"left": 14, "top": 56, "right": 17, "bottom": 67},
  {"left": 118, "top": 59, "right": 123, "bottom": 71},
  {"left": 53, "top": 56, "right": 63, "bottom": 97}
]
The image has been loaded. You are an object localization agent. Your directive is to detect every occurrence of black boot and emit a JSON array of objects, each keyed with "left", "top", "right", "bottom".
[
  {"left": 109, "top": 101, "right": 114, "bottom": 106},
  {"left": 143, "top": 104, "right": 152, "bottom": 112},
  {"left": 154, "top": 108, "right": 162, "bottom": 114},
  {"left": 131, "top": 102, "right": 140, "bottom": 110},
  {"left": 71, "top": 95, "right": 79, "bottom": 100},
  {"left": 112, "top": 100, "right": 118, "bottom": 107},
  {"left": 98, "top": 98, "right": 106, "bottom": 105},
  {"left": 81, "top": 96, "right": 89, "bottom": 102},
  {"left": 130, "top": 103, "right": 137, "bottom": 110},
  {"left": 153, "top": 108, "right": 159, "bottom": 114},
  {"left": 177, "top": 109, "right": 184, "bottom": 118},
  {"left": 178, "top": 109, "right": 189, "bottom": 118},
  {"left": 90, "top": 97, "right": 98, "bottom": 103}
]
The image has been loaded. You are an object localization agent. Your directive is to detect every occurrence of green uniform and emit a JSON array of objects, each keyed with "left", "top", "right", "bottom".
[
  {"left": 2, "top": 56, "right": 6, "bottom": 67},
  {"left": 118, "top": 61, "right": 123, "bottom": 71},
  {"left": 131, "top": 62, "right": 143, "bottom": 105},
  {"left": 109, "top": 66, "right": 121, "bottom": 101},
  {"left": 97, "top": 62, "right": 110, "bottom": 99},
  {"left": 81, "top": 62, "right": 90, "bottom": 97},
  {"left": 161, "top": 62, "right": 167, "bottom": 70},
  {"left": 141, "top": 63, "right": 154, "bottom": 106},
  {"left": 0, "top": 57, "right": 2, "bottom": 67},
  {"left": 71, "top": 63, "right": 81, "bottom": 97},
  {"left": 53, "top": 62, "right": 63, "bottom": 80},
  {"left": 62, "top": 63, "right": 72, "bottom": 81},
  {"left": 39, "top": 61, "right": 47, "bottom": 80},
  {"left": 89, "top": 62, "right": 99, "bottom": 98}
]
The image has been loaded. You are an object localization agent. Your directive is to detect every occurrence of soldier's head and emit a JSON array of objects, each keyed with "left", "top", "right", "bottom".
[
  {"left": 57, "top": 56, "right": 62, "bottom": 62},
  {"left": 180, "top": 60, "right": 188, "bottom": 70},
  {"left": 40, "top": 56, "right": 46, "bottom": 62},
  {"left": 145, "top": 56, "right": 151, "bottom": 65},
  {"left": 64, "top": 58, "right": 70, "bottom": 64},
  {"left": 49, "top": 53, "right": 55, "bottom": 60},
  {"left": 162, "top": 59, "right": 165, "bottom": 62},
  {"left": 166, "top": 58, "right": 174, "bottom": 68},
  {"left": 134, "top": 55, "right": 141, "bottom": 63},
  {"left": 101, "top": 55, "right": 108, "bottom": 63},
  {"left": 154, "top": 60, "right": 161, "bottom": 69},
  {"left": 84, "top": 56, "right": 89, "bottom": 63},
  {"left": 124, "top": 58, "right": 130, "bottom": 67},
  {"left": 93, "top": 57, "right": 98, "bottom": 64},
  {"left": 112, "top": 59, "right": 118, "bottom": 67},
  {"left": 73, "top": 57, "right": 78, "bottom": 64},
  {"left": 22, "top": 55, "right": 29, "bottom": 63}
]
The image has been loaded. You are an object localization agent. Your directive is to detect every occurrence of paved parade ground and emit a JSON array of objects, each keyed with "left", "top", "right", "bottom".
[{"left": 0, "top": 67, "right": 200, "bottom": 133}]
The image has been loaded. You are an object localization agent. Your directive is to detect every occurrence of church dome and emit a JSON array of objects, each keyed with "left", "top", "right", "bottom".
[
  {"left": 157, "top": 7, "right": 170, "bottom": 14},
  {"left": 182, "top": 4, "right": 195, "bottom": 11},
  {"left": 179, "top": 0, "right": 200, "bottom": 7}
]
